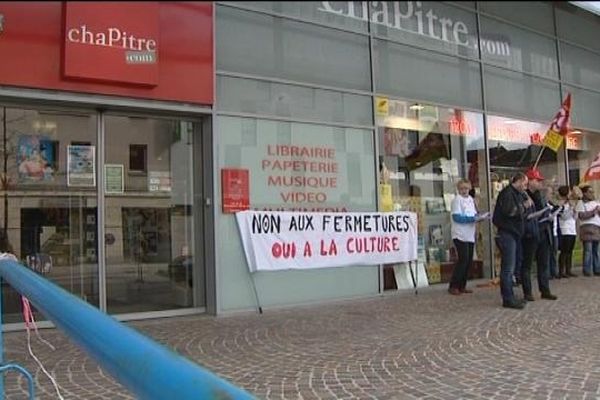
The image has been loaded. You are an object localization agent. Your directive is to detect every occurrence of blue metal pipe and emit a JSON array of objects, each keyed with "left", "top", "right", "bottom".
[
  {"left": 0, "top": 260, "right": 255, "bottom": 400},
  {"left": 0, "top": 364, "right": 34, "bottom": 399}
]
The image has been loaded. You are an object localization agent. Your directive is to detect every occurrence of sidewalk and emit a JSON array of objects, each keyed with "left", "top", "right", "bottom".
[{"left": 3, "top": 274, "right": 600, "bottom": 399}]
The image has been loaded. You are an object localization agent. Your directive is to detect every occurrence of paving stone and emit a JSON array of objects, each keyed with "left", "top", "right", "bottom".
[{"left": 5, "top": 272, "right": 600, "bottom": 398}]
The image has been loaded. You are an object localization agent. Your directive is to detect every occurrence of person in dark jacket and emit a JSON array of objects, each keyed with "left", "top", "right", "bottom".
[
  {"left": 493, "top": 172, "right": 529, "bottom": 309},
  {"left": 524, "top": 168, "right": 557, "bottom": 300},
  {"left": 520, "top": 187, "right": 540, "bottom": 302}
]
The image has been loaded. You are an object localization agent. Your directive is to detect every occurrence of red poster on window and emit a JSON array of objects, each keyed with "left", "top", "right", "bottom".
[{"left": 222, "top": 169, "right": 249, "bottom": 213}]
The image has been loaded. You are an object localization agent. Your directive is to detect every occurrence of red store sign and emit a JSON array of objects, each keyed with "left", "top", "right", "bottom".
[
  {"left": 0, "top": 2, "right": 213, "bottom": 104},
  {"left": 64, "top": 2, "right": 160, "bottom": 86}
]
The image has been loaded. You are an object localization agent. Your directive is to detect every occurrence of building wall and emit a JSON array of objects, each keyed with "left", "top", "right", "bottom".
[{"left": 214, "top": 1, "right": 600, "bottom": 313}]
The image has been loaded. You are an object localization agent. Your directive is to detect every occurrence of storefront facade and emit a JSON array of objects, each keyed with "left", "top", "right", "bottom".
[
  {"left": 0, "top": 2, "right": 214, "bottom": 324},
  {"left": 214, "top": 1, "right": 600, "bottom": 313},
  {"left": 2, "top": 2, "right": 600, "bottom": 320}
]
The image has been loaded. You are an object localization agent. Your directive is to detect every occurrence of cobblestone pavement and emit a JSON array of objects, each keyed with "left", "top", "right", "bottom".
[{"left": 4, "top": 274, "right": 600, "bottom": 399}]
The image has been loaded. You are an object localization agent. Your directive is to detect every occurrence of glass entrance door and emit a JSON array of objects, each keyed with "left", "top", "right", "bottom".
[{"left": 104, "top": 115, "right": 200, "bottom": 314}]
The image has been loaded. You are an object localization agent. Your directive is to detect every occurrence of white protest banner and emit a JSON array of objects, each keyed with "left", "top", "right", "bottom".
[{"left": 236, "top": 211, "right": 418, "bottom": 272}]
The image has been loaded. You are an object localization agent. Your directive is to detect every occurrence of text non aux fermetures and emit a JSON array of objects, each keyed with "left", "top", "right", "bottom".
[{"left": 251, "top": 213, "right": 411, "bottom": 235}]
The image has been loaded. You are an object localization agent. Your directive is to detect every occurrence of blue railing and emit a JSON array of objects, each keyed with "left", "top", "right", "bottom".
[{"left": 0, "top": 259, "right": 255, "bottom": 400}]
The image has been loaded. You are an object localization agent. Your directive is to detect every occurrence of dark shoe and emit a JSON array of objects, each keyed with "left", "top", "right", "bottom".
[
  {"left": 541, "top": 292, "right": 557, "bottom": 300},
  {"left": 584, "top": 272, "right": 592, "bottom": 277},
  {"left": 594, "top": 272, "right": 600, "bottom": 276},
  {"left": 503, "top": 300, "right": 525, "bottom": 309},
  {"left": 524, "top": 294, "right": 535, "bottom": 302},
  {"left": 448, "top": 288, "right": 461, "bottom": 295},
  {"left": 460, "top": 288, "right": 473, "bottom": 294},
  {"left": 568, "top": 272, "right": 578, "bottom": 277},
  {"left": 513, "top": 278, "right": 521, "bottom": 287},
  {"left": 560, "top": 273, "right": 569, "bottom": 278}
]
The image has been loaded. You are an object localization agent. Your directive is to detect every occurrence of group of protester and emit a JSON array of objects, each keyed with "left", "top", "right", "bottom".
[{"left": 449, "top": 169, "right": 599, "bottom": 310}]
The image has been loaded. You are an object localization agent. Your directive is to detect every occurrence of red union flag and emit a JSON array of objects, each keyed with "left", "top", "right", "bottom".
[
  {"left": 584, "top": 152, "right": 600, "bottom": 182},
  {"left": 549, "top": 93, "right": 572, "bottom": 136},
  {"left": 543, "top": 93, "right": 572, "bottom": 152}
]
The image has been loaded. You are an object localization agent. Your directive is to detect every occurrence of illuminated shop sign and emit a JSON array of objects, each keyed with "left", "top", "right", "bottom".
[
  {"left": 487, "top": 116, "right": 581, "bottom": 150},
  {"left": 319, "top": 1, "right": 510, "bottom": 57},
  {"left": 377, "top": 98, "right": 480, "bottom": 137}
]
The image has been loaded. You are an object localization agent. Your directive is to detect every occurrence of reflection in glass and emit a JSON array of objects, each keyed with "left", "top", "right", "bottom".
[
  {"left": 105, "top": 116, "right": 198, "bottom": 314},
  {"left": 0, "top": 107, "right": 99, "bottom": 323},
  {"left": 376, "top": 99, "right": 489, "bottom": 289},
  {"left": 487, "top": 114, "right": 566, "bottom": 281},
  {"left": 568, "top": 128, "right": 600, "bottom": 268}
]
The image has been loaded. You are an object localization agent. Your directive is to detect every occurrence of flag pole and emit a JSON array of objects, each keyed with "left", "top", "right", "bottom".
[{"left": 532, "top": 145, "right": 546, "bottom": 170}]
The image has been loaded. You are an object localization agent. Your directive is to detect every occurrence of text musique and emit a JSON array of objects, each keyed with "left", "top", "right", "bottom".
[{"left": 67, "top": 25, "right": 157, "bottom": 52}]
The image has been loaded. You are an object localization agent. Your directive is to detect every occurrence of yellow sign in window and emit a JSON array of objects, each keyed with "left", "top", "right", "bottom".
[{"left": 375, "top": 96, "right": 389, "bottom": 116}]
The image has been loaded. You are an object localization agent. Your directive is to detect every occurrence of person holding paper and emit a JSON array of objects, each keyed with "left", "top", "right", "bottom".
[
  {"left": 557, "top": 185, "right": 578, "bottom": 278},
  {"left": 544, "top": 186, "right": 560, "bottom": 280},
  {"left": 523, "top": 168, "right": 557, "bottom": 301},
  {"left": 493, "top": 172, "right": 529, "bottom": 309},
  {"left": 448, "top": 179, "right": 488, "bottom": 295},
  {"left": 576, "top": 185, "right": 600, "bottom": 276}
]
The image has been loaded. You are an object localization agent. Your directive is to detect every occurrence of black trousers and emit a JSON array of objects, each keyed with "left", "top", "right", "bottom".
[
  {"left": 522, "top": 235, "right": 551, "bottom": 296},
  {"left": 449, "top": 239, "right": 474, "bottom": 290},
  {"left": 520, "top": 236, "right": 537, "bottom": 297},
  {"left": 535, "top": 234, "right": 551, "bottom": 294},
  {"left": 559, "top": 235, "right": 576, "bottom": 275}
]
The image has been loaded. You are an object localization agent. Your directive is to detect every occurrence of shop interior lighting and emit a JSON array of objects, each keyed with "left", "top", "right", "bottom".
[{"left": 409, "top": 104, "right": 424, "bottom": 111}]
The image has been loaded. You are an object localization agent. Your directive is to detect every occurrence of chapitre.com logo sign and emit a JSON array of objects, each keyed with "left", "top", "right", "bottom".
[{"left": 66, "top": 24, "right": 157, "bottom": 64}]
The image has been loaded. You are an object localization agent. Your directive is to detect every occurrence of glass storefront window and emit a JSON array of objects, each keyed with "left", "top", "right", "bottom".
[
  {"left": 479, "top": 2, "right": 554, "bottom": 35},
  {"left": 0, "top": 107, "right": 98, "bottom": 322},
  {"left": 556, "top": 5, "right": 600, "bottom": 53},
  {"left": 483, "top": 66, "right": 561, "bottom": 122},
  {"left": 104, "top": 115, "right": 198, "bottom": 314},
  {"left": 216, "top": 5, "right": 371, "bottom": 91},
  {"left": 372, "top": 2, "right": 479, "bottom": 59},
  {"left": 374, "top": 39, "right": 483, "bottom": 110},
  {"left": 224, "top": 2, "right": 369, "bottom": 33},
  {"left": 567, "top": 128, "right": 599, "bottom": 267},
  {"left": 564, "top": 85, "right": 600, "bottom": 132},
  {"left": 487, "top": 114, "right": 569, "bottom": 196},
  {"left": 217, "top": 75, "right": 373, "bottom": 126},
  {"left": 480, "top": 16, "right": 558, "bottom": 79},
  {"left": 218, "top": 116, "right": 375, "bottom": 212},
  {"left": 487, "top": 114, "right": 568, "bottom": 276},
  {"left": 560, "top": 44, "right": 600, "bottom": 92},
  {"left": 215, "top": 116, "right": 378, "bottom": 311},
  {"left": 375, "top": 98, "right": 489, "bottom": 288},
  {"left": 568, "top": 129, "right": 598, "bottom": 187}
]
